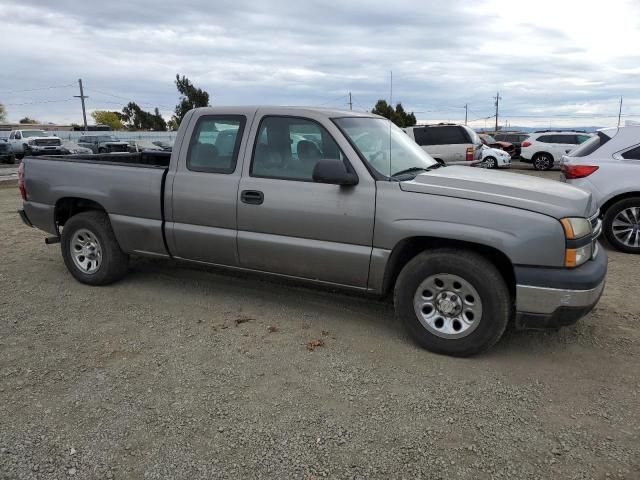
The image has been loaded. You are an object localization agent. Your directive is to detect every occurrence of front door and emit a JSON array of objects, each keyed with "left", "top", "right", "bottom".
[{"left": 237, "top": 114, "right": 376, "bottom": 288}]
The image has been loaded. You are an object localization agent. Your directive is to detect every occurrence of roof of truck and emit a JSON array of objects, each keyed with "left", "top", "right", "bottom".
[{"left": 191, "top": 106, "right": 379, "bottom": 118}]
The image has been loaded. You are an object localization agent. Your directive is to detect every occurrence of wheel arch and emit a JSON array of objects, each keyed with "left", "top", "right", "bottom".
[
  {"left": 600, "top": 191, "right": 640, "bottom": 215},
  {"left": 533, "top": 151, "right": 554, "bottom": 160},
  {"left": 381, "top": 236, "right": 516, "bottom": 299},
  {"left": 55, "top": 197, "right": 107, "bottom": 229}
]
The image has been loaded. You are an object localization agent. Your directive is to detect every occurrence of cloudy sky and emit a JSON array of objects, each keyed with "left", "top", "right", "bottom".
[{"left": 1, "top": 0, "right": 639, "bottom": 128}]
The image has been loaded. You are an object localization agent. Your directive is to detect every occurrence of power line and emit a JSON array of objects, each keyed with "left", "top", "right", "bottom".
[
  {"left": 0, "top": 83, "right": 75, "bottom": 95},
  {"left": 3, "top": 99, "right": 74, "bottom": 106}
]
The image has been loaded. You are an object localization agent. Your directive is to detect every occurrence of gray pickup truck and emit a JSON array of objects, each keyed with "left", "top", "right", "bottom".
[{"left": 18, "top": 107, "right": 607, "bottom": 356}]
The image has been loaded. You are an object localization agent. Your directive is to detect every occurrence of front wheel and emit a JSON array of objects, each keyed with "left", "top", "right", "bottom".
[
  {"left": 484, "top": 156, "right": 497, "bottom": 169},
  {"left": 61, "top": 211, "right": 129, "bottom": 285},
  {"left": 394, "top": 249, "right": 510, "bottom": 356},
  {"left": 603, "top": 197, "right": 640, "bottom": 253}
]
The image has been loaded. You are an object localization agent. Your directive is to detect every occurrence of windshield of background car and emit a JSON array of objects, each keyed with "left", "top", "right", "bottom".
[
  {"left": 482, "top": 134, "right": 497, "bottom": 143},
  {"left": 22, "top": 130, "right": 47, "bottom": 138},
  {"left": 334, "top": 117, "right": 438, "bottom": 177},
  {"left": 567, "top": 131, "right": 612, "bottom": 157}
]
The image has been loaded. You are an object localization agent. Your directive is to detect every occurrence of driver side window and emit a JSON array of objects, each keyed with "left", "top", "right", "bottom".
[{"left": 251, "top": 116, "right": 345, "bottom": 181}]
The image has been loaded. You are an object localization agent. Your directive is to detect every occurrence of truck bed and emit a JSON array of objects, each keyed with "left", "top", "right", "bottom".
[
  {"left": 22, "top": 153, "right": 170, "bottom": 257},
  {"left": 33, "top": 150, "right": 171, "bottom": 168}
]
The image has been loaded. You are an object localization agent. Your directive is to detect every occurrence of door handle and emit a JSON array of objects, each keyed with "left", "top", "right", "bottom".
[{"left": 241, "top": 190, "right": 264, "bottom": 205}]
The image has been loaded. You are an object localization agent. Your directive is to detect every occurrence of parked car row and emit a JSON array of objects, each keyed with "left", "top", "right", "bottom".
[{"left": 1, "top": 129, "right": 175, "bottom": 162}]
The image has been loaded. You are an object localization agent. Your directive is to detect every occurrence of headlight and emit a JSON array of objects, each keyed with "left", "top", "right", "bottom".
[
  {"left": 560, "top": 217, "right": 591, "bottom": 239},
  {"left": 561, "top": 217, "right": 593, "bottom": 267}
]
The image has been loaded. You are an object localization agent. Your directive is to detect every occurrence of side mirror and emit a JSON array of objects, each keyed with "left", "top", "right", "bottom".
[{"left": 312, "top": 159, "right": 358, "bottom": 186}]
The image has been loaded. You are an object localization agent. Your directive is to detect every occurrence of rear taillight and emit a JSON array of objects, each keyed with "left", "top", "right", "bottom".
[
  {"left": 561, "top": 164, "right": 599, "bottom": 179},
  {"left": 17, "top": 161, "right": 26, "bottom": 200},
  {"left": 521, "top": 141, "right": 532, "bottom": 148},
  {"left": 466, "top": 147, "right": 473, "bottom": 161}
]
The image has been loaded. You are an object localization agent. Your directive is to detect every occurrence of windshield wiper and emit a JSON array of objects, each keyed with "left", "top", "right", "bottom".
[{"left": 391, "top": 164, "right": 442, "bottom": 178}]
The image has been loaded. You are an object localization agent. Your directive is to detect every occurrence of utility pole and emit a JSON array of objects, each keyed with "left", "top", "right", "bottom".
[
  {"left": 464, "top": 104, "right": 468, "bottom": 125},
  {"left": 618, "top": 96, "right": 623, "bottom": 127},
  {"left": 74, "top": 78, "right": 88, "bottom": 131},
  {"left": 389, "top": 71, "right": 393, "bottom": 107},
  {"left": 348, "top": 92, "right": 353, "bottom": 111},
  {"left": 494, "top": 91, "right": 501, "bottom": 133}
]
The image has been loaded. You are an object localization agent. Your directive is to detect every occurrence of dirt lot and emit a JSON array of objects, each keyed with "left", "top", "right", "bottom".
[{"left": 1, "top": 170, "right": 639, "bottom": 480}]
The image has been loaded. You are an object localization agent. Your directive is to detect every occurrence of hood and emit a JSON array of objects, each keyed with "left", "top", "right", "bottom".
[{"left": 400, "top": 166, "right": 595, "bottom": 219}]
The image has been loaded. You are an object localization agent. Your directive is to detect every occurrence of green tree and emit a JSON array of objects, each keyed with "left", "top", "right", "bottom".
[
  {"left": 371, "top": 100, "right": 416, "bottom": 128},
  {"left": 19, "top": 117, "right": 38, "bottom": 124},
  {"left": 121, "top": 102, "right": 167, "bottom": 131},
  {"left": 0, "top": 103, "right": 6, "bottom": 122},
  {"left": 91, "top": 110, "right": 125, "bottom": 130},
  {"left": 172, "top": 74, "right": 210, "bottom": 127}
]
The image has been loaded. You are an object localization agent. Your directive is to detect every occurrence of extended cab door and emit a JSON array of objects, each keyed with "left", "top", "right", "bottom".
[
  {"left": 236, "top": 113, "right": 376, "bottom": 288},
  {"left": 166, "top": 109, "right": 255, "bottom": 266}
]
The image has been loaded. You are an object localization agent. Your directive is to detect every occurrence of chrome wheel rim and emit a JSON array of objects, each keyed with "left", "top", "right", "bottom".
[
  {"left": 413, "top": 273, "right": 483, "bottom": 339},
  {"left": 70, "top": 228, "right": 102, "bottom": 274},
  {"left": 612, "top": 207, "right": 640, "bottom": 248},
  {"left": 534, "top": 156, "right": 550, "bottom": 170}
]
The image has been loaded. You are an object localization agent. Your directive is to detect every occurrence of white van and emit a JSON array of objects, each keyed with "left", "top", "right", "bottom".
[{"left": 404, "top": 124, "right": 483, "bottom": 165}]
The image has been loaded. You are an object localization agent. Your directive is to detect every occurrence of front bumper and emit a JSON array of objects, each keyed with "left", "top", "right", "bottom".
[
  {"left": 29, "top": 146, "right": 64, "bottom": 155},
  {"left": 514, "top": 244, "right": 607, "bottom": 329}
]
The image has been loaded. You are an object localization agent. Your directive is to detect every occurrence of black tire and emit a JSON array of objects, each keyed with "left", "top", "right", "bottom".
[
  {"left": 484, "top": 156, "right": 497, "bottom": 169},
  {"left": 394, "top": 249, "right": 511, "bottom": 357},
  {"left": 61, "top": 211, "right": 129, "bottom": 285},
  {"left": 98, "top": 147, "right": 107, "bottom": 154},
  {"left": 603, "top": 197, "right": 640, "bottom": 253},
  {"left": 16, "top": 153, "right": 24, "bottom": 160},
  {"left": 532, "top": 153, "right": 553, "bottom": 171}
]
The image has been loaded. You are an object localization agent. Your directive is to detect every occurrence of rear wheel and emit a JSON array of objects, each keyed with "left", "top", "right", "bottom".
[
  {"left": 603, "top": 197, "right": 640, "bottom": 253},
  {"left": 61, "top": 211, "right": 129, "bottom": 285},
  {"left": 532, "top": 153, "right": 553, "bottom": 170},
  {"left": 394, "top": 249, "right": 510, "bottom": 356}
]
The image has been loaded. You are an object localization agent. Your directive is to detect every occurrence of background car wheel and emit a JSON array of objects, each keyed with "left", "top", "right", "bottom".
[
  {"left": 484, "top": 157, "right": 497, "bottom": 169},
  {"left": 532, "top": 153, "right": 553, "bottom": 170},
  {"left": 61, "top": 211, "right": 129, "bottom": 285},
  {"left": 98, "top": 147, "right": 107, "bottom": 154},
  {"left": 603, "top": 197, "right": 640, "bottom": 253},
  {"left": 394, "top": 249, "right": 510, "bottom": 356},
  {"left": 16, "top": 153, "right": 24, "bottom": 160}
]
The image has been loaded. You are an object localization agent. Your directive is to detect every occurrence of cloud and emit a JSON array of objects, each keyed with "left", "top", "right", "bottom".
[{"left": 0, "top": 0, "right": 638, "bottom": 127}]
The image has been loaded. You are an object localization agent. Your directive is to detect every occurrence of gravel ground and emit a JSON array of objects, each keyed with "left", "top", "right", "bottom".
[{"left": 1, "top": 170, "right": 639, "bottom": 480}]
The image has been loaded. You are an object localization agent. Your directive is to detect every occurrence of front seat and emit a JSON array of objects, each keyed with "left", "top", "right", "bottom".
[{"left": 296, "top": 140, "right": 322, "bottom": 177}]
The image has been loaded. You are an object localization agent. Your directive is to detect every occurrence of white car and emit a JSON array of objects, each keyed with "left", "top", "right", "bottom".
[
  {"left": 521, "top": 131, "right": 592, "bottom": 170},
  {"left": 480, "top": 144, "right": 511, "bottom": 169},
  {"left": 560, "top": 126, "right": 640, "bottom": 253},
  {"left": 8, "top": 129, "right": 64, "bottom": 158}
]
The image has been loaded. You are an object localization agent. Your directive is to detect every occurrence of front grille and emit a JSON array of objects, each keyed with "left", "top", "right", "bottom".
[
  {"left": 109, "top": 144, "right": 128, "bottom": 152},
  {"left": 0, "top": 143, "right": 8, "bottom": 153},
  {"left": 589, "top": 210, "right": 602, "bottom": 239},
  {"left": 35, "top": 138, "right": 61, "bottom": 146}
]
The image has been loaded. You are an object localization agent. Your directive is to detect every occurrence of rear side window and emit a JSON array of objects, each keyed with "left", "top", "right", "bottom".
[
  {"left": 414, "top": 126, "right": 467, "bottom": 145},
  {"left": 622, "top": 146, "right": 640, "bottom": 160},
  {"left": 187, "top": 115, "right": 246, "bottom": 173},
  {"left": 251, "top": 116, "right": 346, "bottom": 181},
  {"left": 568, "top": 132, "right": 612, "bottom": 158},
  {"left": 537, "top": 135, "right": 554, "bottom": 143}
]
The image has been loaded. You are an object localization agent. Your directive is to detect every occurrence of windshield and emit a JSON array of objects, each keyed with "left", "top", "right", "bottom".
[
  {"left": 22, "top": 130, "right": 47, "bottom": 138},
  {"left": 334, "top": 117, "right": 438, "bottom": 177},
  {"left": 85, "top": 135, "right": 117, "bottom": 142},
  {"left": 481, "top": 134, "right": 497, "bottom": 143}
]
